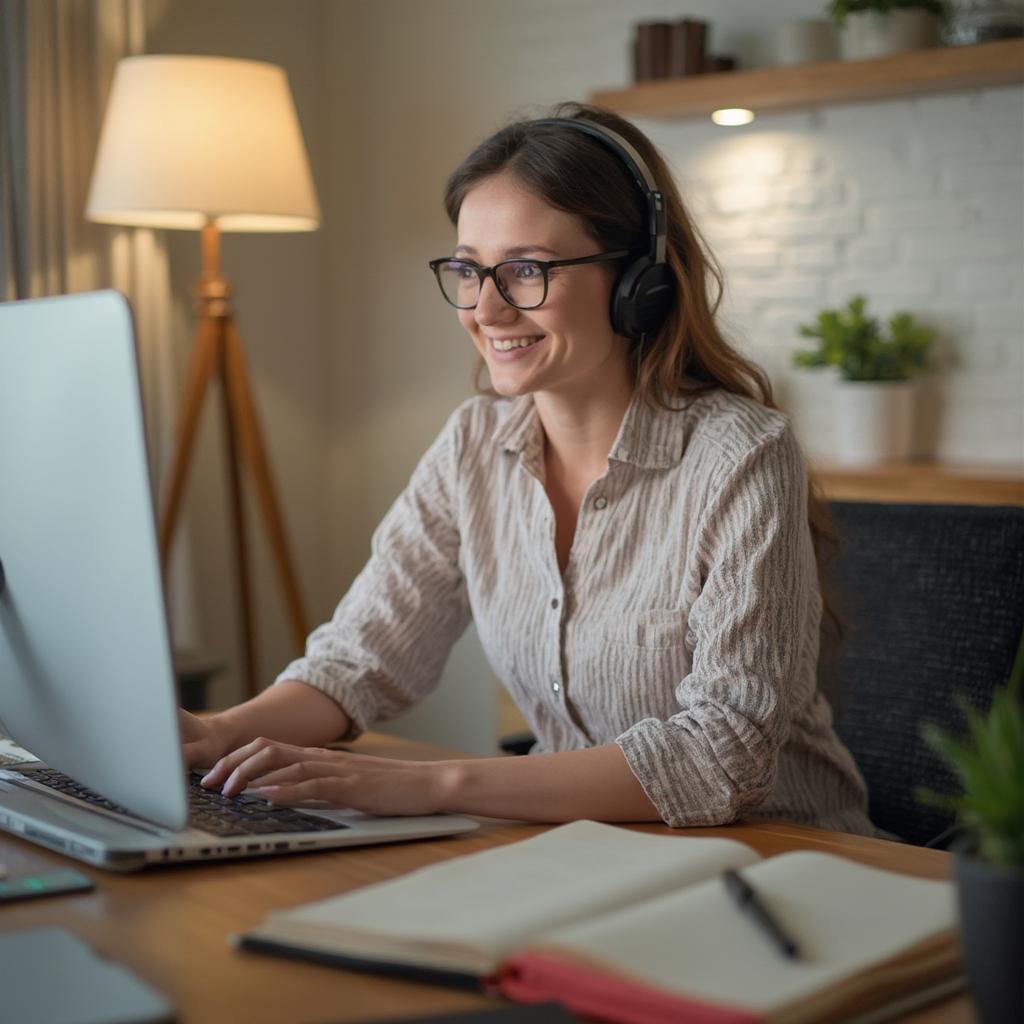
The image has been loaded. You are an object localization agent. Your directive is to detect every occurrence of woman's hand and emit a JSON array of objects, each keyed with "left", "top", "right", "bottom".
[
  {"left": 178, "top": 709, "right": 235, "bottom": 771},
  {"left": 198, "top": 737, "right": 459, "bottom": 817}
]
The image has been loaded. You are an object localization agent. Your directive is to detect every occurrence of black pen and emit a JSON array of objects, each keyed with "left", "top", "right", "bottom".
[{"left": 722, "top": 868, "right": 801, "bottom": 960}]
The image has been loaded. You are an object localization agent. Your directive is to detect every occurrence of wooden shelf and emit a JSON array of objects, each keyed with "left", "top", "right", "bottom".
[
  {"left": 590, "top": 39, "right": 1024, "bottom": 119},
  {"left": 812, "top": 460, "right": 1024, "bottom": 505}
]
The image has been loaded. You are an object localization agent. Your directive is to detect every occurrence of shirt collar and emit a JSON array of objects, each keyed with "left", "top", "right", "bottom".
[
  {"left": 492, "top": 395, "right": 539, "bottom": 455},
  {"left": 492, "top": 392, "right": 687, "bottom": 470},
  {"left": 608, "top": 393, "right": 687, "bottom": 469}
]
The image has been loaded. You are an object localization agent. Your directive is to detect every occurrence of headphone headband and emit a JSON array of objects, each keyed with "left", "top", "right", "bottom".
[
  {"left": 531, "top": 118, "right": 667, "bottom": 265},
  {"left": 525, "top": 116, "right": 676, "bottom": 341}
]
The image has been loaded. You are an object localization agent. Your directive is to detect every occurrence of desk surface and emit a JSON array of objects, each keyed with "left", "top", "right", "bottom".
[{"left": 0, "top": 733, "right": 974, "bottom": 1024}]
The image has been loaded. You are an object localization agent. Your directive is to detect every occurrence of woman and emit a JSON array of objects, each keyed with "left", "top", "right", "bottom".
[{"left": 184, "top": 103, "right": 873, "bottom": 835}]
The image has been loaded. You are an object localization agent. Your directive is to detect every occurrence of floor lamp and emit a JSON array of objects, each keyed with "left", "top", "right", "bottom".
[{"left": 85, "top": 55, "right": 319, "bottom": 697}]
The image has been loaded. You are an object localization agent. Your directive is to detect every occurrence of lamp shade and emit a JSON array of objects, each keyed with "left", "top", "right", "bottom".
[{"left": 86, "top": 55, "right": 320, "bottom": 232}]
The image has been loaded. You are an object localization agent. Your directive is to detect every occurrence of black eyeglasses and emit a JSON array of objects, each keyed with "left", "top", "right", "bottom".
[{"left": 428, "top": 250, "right": 629, "bottom": 310}]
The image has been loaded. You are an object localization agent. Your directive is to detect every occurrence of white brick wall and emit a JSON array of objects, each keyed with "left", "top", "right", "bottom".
[{"left": 645, "top": 88, "right": 1024, "bottom": 467}]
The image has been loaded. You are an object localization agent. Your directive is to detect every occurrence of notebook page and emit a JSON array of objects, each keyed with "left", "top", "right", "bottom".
[
  {"left": 257, "top": 820, "right": 759, "bottom": 974},
  {"left": 532, "top": 850, "right": 956, "bottom": 1015}
]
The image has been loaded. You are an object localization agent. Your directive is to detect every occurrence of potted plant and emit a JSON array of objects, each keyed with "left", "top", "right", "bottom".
[
  {"left": 793, "top": 294, "right": 936, "bottom": 465},
  {"left": 917, "top": 637, "right": 1024, "bottom": 1024},
  {"left": 828, "top": 0, "right": 948, "bottom": 58}
]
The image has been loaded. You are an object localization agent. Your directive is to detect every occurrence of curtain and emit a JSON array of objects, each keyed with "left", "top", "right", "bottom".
[
  {"left": 0, "top": 4, "right": 27, "bottom": 301},
  {"left": 0, "top": 0, "right": 199, "bottom": 647}
]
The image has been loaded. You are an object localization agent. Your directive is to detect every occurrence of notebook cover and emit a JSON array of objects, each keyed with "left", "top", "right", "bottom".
[
  {"left": 236, "top": 931, "right": 485, "bottom": 992},
  {"left": 498, "top": 950, "right": 763, "bottom": 1024}
]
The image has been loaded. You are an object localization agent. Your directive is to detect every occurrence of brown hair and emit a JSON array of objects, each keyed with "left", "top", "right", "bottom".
[{"left": 443, "top": 102, "right": 839, "bottom": 630}]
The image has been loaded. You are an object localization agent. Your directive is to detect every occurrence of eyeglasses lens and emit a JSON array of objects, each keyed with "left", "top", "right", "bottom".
[
  {"left": 437, "top": 260, "right": 546, "bottom": 309},
  {"left": 437, "top": 261, "right": 481, "bottom": 309},
  {"left": 496, "top": 261, "right": 545, "bottom": 308}
]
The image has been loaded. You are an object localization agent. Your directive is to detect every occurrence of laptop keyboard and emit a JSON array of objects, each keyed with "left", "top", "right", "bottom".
[{"left": 24, "top": 766, "right": 346, "bottom": 837}]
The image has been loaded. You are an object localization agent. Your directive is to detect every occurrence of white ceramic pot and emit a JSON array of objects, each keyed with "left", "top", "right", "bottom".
[
  {"left": 840, "top": 9, "right": 941, "bottom": 59},
  {"left": 771, "top": 19, "right": 839, "bottom": 65},
  {"left": 835, "top": 380, "right": 915, "bottom": 465}
]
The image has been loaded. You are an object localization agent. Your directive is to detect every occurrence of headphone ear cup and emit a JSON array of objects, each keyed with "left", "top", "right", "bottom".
[{"left": 611, "top": 259, "right": 676, "bottom": 342}]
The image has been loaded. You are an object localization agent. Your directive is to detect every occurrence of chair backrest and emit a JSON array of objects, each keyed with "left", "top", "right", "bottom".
[{"left": 818, "top": 502, "right": 1024, "bottom": 846}]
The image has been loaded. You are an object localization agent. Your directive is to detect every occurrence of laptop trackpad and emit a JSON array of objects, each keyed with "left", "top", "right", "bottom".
[{"left": 0, "top": 778, "right": 164, "bottom": 846}]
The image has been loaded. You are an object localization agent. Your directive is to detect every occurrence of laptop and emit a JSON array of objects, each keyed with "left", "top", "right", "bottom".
[{"left": 0, "top": 290, "right": 478, "bottom": 870}]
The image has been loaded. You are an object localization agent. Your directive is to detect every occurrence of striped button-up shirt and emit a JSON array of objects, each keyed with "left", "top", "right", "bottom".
[{"left": 277, "top": 390, "right": 873, "bottom": 835}]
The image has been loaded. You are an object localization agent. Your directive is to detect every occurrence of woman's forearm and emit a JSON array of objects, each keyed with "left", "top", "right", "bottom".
[
  {"left": 213, "top": 680, "right": 351, "bottom": 751},
  {"left": 201, "top": 730, "right": 664, "bottom": 820},
  {"left": 438, "top": 743, "right": 661, "bottom": 823}
]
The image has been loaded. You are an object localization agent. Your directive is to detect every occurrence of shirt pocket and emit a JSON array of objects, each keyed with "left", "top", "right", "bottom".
[
  {"left": 605, "top": 608, "right": 688, "bottom": 650},
  {"left": 569, "top": 611, "right": 693, "bottom": 735}
]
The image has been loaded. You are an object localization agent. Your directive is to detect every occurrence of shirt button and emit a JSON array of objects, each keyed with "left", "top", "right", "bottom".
[
  {"left": 551, "top": 679, "right": 561, "bottom": 694},
  {"left": 550, "top": 598, "right": 559, "bottom": 610},
  {"left": 593, "top": 496, "right": 608, "bottom": 510}
]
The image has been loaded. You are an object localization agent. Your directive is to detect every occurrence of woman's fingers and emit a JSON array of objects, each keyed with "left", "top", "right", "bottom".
[
  {"left": 200, "top": 737, "right": 294, "bottom": 790},
  {"left": 199, "top": 740, "right": 252, "bottom": 789},
  {"left": 204, "top": 738, "right": 330, "bottom": 798}
]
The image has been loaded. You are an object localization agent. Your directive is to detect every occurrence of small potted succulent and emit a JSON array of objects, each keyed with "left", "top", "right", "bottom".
[
  {"left": 828, "top": 0, "right": 948, "bottom": 58},
  {"left": 917, "top": 638, "right": 1024, "bottom": 1024},
  {"left": 793, "top": 295, "right": 936, "bottom": 464}
]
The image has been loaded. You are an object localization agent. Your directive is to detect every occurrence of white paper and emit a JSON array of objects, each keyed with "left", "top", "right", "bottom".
[{"left": 255, "top": 820, "right": 759, "bottom": 974}]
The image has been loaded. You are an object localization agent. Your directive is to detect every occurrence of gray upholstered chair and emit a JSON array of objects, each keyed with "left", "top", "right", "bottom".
[{"left": 818, "top": 501, "right": 1024, "bottom": 846}]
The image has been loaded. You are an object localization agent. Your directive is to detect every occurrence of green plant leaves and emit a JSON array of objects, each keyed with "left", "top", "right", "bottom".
[
  {"left": 917, "top": 633, "right": 1024, "bottom": 868},
  {"left": 793, "top": 294, "right": 937, "bottom": 381}
]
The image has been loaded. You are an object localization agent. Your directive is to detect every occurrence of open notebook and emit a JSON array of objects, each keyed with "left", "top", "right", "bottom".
[{"left": 237, "top": 821, "right": 961, "bottom": 1023}]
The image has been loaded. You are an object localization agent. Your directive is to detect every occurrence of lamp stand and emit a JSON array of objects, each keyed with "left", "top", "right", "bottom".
[{"left": 159, "top": 221, "right": 308, "bottom": 699}]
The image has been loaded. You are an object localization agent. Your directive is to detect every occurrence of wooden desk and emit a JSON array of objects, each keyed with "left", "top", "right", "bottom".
[{"left": 0, "top": 733, "right": 973, "bottom": 1024}]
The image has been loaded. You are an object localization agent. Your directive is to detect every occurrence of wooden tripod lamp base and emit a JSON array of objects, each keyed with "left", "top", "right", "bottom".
[{"left": 158, "top": 222, "right": 309, "bottom": 699}]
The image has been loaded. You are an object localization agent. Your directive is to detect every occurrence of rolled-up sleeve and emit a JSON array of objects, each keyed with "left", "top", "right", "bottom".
[
  {"left": 616, "top": 427, "right": 815, "bottom": 826},
  {"left": 274, "top": 407, "right": 471, "bottom": 739}
]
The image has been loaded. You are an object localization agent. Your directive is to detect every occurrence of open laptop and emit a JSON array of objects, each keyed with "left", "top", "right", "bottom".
[{"left": 0, "top": 290, "right": 478, "bottom": 870}]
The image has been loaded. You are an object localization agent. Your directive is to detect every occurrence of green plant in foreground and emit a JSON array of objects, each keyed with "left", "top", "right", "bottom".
[
  {"left": 793, "top": 295, "right": 935, "bottom": 382},
  {"left": 916, "top": 634, "right": 1024, "bottom": 869},
  {"left": 827, "top": 0, "right": 949, "bottom": 27}
]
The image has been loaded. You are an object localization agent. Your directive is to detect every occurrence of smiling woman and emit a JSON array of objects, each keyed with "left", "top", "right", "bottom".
[{"left": 183, "top": 104, "right": 875, "bottom": 838}]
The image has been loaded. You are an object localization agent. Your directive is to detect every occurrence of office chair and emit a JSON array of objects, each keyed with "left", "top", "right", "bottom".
[{"left": 818, "top": 501, "right": 1024, "bottom": 847}]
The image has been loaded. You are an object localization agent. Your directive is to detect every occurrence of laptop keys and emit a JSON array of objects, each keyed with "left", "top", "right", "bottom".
[{"left": 23, "top": 767, "right": 346, "bottom": 836}]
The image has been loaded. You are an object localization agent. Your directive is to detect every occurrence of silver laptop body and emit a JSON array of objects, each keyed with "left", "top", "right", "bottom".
[{"left": 0, "top": 291, "right": 477, "bottom": 870}]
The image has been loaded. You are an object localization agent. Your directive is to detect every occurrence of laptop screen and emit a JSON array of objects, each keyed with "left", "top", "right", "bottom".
[{"left": 0, "top": 291, "right": 188, "bottom": 829}]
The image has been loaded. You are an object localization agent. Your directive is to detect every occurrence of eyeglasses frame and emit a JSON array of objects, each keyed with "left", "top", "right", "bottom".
[{"left": 427, "top": 249, "right": 631, "bottom": 310}]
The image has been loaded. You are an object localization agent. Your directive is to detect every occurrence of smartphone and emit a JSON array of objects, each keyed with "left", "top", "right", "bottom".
[{"left": 0, "top": 868, "right": 95, "bottom": 903}]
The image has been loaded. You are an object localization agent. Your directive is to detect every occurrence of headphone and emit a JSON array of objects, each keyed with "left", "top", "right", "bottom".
[{"left": 532, "top": 118, "right": 676, "bottom": 343}]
